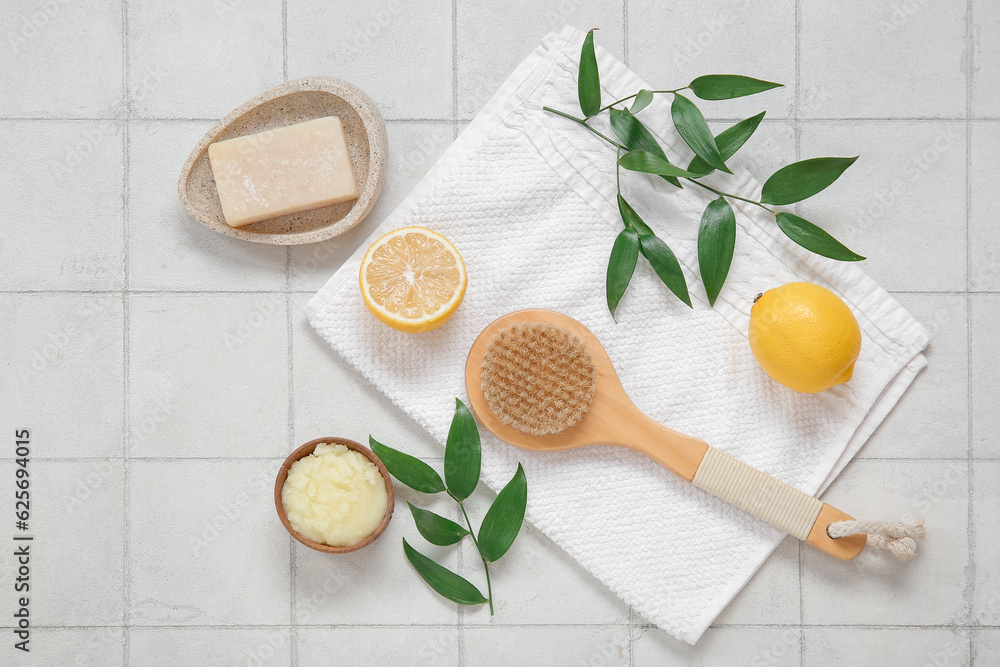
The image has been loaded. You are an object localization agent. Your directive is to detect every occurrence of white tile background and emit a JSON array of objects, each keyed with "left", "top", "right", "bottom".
[{"left": 0, "top": 0, "right": 996, "bottom": 665}]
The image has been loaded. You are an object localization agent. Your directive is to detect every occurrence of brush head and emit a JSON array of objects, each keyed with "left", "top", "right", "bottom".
[{"left": 480, "top": 321, "right": 597, "bottom": 436}]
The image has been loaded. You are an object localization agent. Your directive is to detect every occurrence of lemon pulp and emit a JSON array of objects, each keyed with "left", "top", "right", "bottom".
[{"left": 360, "top": 227, "right": 467, "bottom": 333}]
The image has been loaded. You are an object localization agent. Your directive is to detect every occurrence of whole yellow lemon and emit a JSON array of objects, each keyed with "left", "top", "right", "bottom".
[{"left": 748, "top": 282, "right": 862, "bottom": 393}]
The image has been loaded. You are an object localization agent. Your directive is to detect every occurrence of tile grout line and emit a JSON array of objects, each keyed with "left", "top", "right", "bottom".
[
  {"left": 120, "top": 0, "right": 131, "bottom": 663},
  {"left": 282, "top": 0, "right": 288, "bottom": 82},
  {"left": 622, "top": 0, "right": 629, "bottom": 67},
  {"left": 628, "top": 605, "right": 635, "bottom": 666},
  {"left": 452, "top": 0, "right": 459, "bottom": 125},
  {"left": 794, "top": 0, "right": 801, "bottom": 122},
  {"left": 12, "top": 622, "right": 1000, "bottom": 630},
  {"left": 965, "top": 0, "right": 976, "bottom": 659},
  {"left": 966, "top": 0, "right": 974, "bottom": 299},
  {"left": 0, "top": 289, "right": 319, "bottom": 295},
  {"left": 287, "top": 291, "right": 298, "bottom": 667},
  {"left": 121, "top": 282, "right": 132, "bottom": 667},
  {"left": 120, "top": 0, "right": 128, "bottom": 123}
]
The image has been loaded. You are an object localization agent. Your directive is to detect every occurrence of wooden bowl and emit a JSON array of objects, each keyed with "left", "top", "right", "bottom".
[
  {"left": 275, "top": 437, "right": 395, "bottom": 553},
  {"left": 178, "top": 77, "right": 388, "bottom": 245}
]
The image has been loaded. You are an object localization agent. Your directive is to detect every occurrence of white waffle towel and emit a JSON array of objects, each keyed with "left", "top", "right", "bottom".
[{"left": 306, "top": 26, "right": 930, "bottom": 643}]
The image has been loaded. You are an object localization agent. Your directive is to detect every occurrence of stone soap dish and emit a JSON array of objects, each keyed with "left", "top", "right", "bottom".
[{"left": 178, "top": 77, "right": 388, "bottom": 245}]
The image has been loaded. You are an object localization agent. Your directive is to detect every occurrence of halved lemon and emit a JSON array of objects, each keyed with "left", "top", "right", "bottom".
[{"left": 359, "top": 226, "right": 467, "bottom": 333}]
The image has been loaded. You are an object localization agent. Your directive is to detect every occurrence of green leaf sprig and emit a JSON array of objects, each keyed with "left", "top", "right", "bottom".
[
  {"left": 543, "top": 29, "right": 865, "bottom": 316},
  {"left": 370, "top": 399, "right": 527, "bottom": 615}
]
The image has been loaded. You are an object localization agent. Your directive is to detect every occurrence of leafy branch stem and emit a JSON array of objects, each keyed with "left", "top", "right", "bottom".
[
  {"left": 565, "top": 30, "right": 862, "bottom": 316},
  {"left": 544, "top": 106, "right": 776, "bottom": 215},
  {"left": 597, "top": 87, "right": 688, "bottom": 113},
  {"left": 541, "top": 107, "right": 626, "bottom": 150},
  {"left": 682, "top": 178, "right": 776, "bottom": 214},
  {"left": 451, "top": 491, "right": 495, "bottom": 615},
  {"left": 616, "top": 147, "right": 622, "bottom": 198}
]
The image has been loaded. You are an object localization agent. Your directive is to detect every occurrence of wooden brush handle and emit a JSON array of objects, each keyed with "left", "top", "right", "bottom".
[
  {"left": 617, "top": 416, "right": 864, "bottom": 559},
  {"left": 691, "top": 446, "right": 866, "bottom": 560},
  {"left": 464, "top": 309, "right": 867, "bottom": 561}
]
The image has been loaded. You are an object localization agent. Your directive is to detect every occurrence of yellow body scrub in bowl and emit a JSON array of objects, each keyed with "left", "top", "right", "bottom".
[{"left": 275, "top": 437, "right": 394, "bottom": 553}]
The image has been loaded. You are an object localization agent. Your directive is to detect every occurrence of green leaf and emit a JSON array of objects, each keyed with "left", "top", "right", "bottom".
[
  {"left": 631, "top": 89, "right": 654, "bottom": 114},
  {"left": 697, "top": 198, "right": 737, "bottom": 306},
  {"left": 616, "top": 194, "right": 653, "bottom": 236},
  {"left": 671, "top": 93, "right": 731, "bottom": 174},
  {"left": 618, "top": 196, "right": 692, "bottom": 307},
  {"left": 688, "top": 111, "right": 766, "bottom": 175},
  {"left": 578, "top": 29, "right": 601, "bottom": 117},
  {"left": 618, "top": 151, "right": 709, "bottom": 179},
  {"left": 369, "top": 436, "right": 445, "bottom": 494},
  {"left": 689, "top": 75, "right": 783, "bottom": 100},
  {"left": 403, "top": 538, "right": 488, "bottom": 605},
  {"left": 775, "top": 212, "right": 865, "bottom": 261},
  {"left": 641, "top": 235, "right": 693, "bottom": 309},
  {"left": 760, "top": 156, "right": 858, "bottom": 205},
  {"left": 477, "top": 463, "right": 527, "bottom": 562},
  {"left": 609, "top": 109, "right": 681, "bottom": 188},
  {"left": 606, "top": 226, "right": 640, "bottom": 317},
  {"left": 444, "top": 398, "right": 481, "bottom": 501},
  {"left": 407, "top": 502, "right": 469, "bottom": 546}
]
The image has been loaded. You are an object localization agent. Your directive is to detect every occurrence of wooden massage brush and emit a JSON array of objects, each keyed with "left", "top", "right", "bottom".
[{"left": 464, "top": 309, "right": 870, "bottom": 560}]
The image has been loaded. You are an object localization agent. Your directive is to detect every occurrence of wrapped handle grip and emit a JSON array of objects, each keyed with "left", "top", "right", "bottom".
[{"left": 692, "top": 446, "right": 866, "bottom": 559}]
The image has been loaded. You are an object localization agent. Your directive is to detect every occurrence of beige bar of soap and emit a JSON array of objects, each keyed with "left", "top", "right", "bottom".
[{"left": 207, "top": 116, "right": 359, "bottom": 228}]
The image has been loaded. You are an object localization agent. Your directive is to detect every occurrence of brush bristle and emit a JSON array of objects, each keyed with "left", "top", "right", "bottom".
[{"left": 480, "top": 322, "right": 596, "bottom": 436}]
